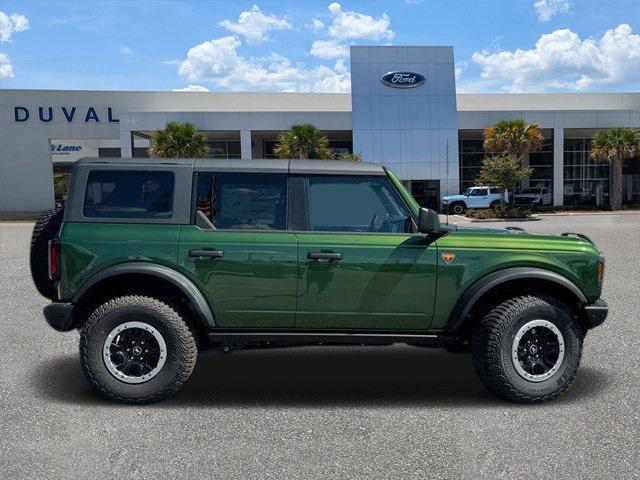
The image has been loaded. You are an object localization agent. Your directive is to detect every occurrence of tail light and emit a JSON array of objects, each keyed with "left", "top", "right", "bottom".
[{"left": 48, "top": 239, "right": 61, "bottom": 281}]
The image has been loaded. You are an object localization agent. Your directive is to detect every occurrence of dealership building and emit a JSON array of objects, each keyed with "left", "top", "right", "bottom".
[{"left": 1, "top": 45, "right": 639, "bottom": 216}]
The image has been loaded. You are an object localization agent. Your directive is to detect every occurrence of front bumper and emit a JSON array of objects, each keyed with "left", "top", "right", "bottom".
[
  {"left": 43, "top": 302, "right": 75, "bottom": 332},
  {"left": 583, "top": 298, "right": 608, "bottom": 329}
]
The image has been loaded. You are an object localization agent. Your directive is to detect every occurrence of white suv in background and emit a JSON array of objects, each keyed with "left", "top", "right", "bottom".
[
  {"left": 441, "top": 187, "right": 505, "bottom": 215},
  {"left": 514, "top": 187, "right": 552, "bottom": 206}
]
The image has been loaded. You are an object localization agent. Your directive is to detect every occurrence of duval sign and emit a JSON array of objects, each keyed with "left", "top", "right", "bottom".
[
  {"left": 13, "top": 106, "right": 119, "bottom": 123},
  {"left": 381, "top": 71, "right": 425, "bottom": 88}
]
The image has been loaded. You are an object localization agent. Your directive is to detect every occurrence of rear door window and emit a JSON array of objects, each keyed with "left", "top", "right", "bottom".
[
  {"left": 194, "top": 172, "right": 287, "bottom": 230},
  {"left": 83, "top": 170, "right": 174, "bottom": 219}
]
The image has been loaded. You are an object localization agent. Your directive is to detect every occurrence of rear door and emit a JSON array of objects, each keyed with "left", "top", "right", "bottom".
[
  {"left": 178, "top": 171, "right": 297, "bottom": 328},
  {"left": 293, "top": 174, "right": 438, "bottom": 331}
]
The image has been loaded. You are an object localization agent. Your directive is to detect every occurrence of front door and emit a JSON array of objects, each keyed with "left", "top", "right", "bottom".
[
  {"left": 178, "top": 172, "right": 297, "bottom": 328},
  {"left": 466, "top": 188, "right": 489, "bottom": 208},
  {"left": 295, "top": 175, "right": 438, "bottom": 331}
]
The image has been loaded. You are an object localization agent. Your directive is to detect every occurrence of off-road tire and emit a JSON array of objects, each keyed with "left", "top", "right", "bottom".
[
  {"left": 471, "top": 295, "right": 584, "bottom": 403},
  {"left": 80, "top": 295, "right": 197, "bottom": 404},
  {"left": 449, "top": 202, "right": 466, "bottom": 215},
  {"left": 30, "top": 208, "right": 64, "bottom": 300},
  {"left": 490, "top": 200, "right": 501, "bottom": 210}
]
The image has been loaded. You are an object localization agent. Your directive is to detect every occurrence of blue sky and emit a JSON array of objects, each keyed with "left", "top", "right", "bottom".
[{"left": 0, "top": 0, "right": 638, "bottom": 93}]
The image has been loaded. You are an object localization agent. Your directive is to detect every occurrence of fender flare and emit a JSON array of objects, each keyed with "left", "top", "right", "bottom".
[
  {"left": 446, "top": 267, "right": 587, "bottom": 332},
  {"left": 72, "top": 262, "right": 215, "bottom": 328}
]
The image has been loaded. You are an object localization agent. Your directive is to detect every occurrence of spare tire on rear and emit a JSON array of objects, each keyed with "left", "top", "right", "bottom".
[{"left": 30, "top": 208, "right": 64, "bottom": 300}]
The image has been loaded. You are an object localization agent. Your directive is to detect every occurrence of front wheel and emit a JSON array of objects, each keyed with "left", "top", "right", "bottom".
[
  {"left": 80, "top": 295, "right": 197, "bottom": 403},
  {"left": 471, "top": 295, "right": 584, "bottom": 403},
  {"left": 449, "top": 202, "right": 466, "bottom": 215}
]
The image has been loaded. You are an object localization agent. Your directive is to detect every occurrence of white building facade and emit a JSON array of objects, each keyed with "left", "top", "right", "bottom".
[{"left": 1, "top": 45, "right": 639, "bottom": 216}]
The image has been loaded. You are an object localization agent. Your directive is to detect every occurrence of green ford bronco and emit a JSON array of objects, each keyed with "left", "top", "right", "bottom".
[{"left": 31, "top": 158, "right": 608, "bottom": 404}]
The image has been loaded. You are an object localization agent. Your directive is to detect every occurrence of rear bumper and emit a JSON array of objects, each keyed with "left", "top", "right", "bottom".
[
  {"left": 583, "top": 298, "right": 608, "bottom": 329},
  {"left": 43, "top": 302, "right": 74, "bottom": 332}
]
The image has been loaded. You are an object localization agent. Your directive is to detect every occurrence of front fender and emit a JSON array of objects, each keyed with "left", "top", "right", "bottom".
[{"left": 444, "top": 267, "right": 587, "bottom": 332}]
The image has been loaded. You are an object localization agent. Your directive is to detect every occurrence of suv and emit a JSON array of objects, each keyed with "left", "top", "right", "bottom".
[
  {"left": 441, "top": 187, "right": 506, "bottom": 215},
  {"left": 514, "top": 187, "right": 552, "bottom": 207},
  {"left": 32, "top": 158, "right": 608, "bottom": 404}
]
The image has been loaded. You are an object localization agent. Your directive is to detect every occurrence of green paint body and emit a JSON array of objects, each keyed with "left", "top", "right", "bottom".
[{"left": 58, "top": 170, "right": 602, "bottom": 332}]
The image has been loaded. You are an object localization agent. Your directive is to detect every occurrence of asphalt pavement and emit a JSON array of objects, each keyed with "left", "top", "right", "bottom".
[{"left": 0, "top": 214, "right": 638, "bottom": 479}]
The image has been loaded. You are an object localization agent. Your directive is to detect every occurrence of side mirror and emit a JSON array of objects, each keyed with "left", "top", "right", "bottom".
[{"left": 418, "top": 208, "right": 441, "bottom": 234}]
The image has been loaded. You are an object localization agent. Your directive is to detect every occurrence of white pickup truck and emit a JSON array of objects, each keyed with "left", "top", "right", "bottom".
[{"left": 441, "top": 186, "right": 506, "bottom": 214}]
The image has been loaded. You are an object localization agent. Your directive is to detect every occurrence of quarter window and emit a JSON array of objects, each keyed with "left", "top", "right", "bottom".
[
  {"left": 83, "top": 170, "right": 174, "bottom": 219},
  {"left": 306, "top": 176, "right": 411, "bottom": 233},
  {"left": 195, "top": 173, "right": 287, "bottom": 230}
]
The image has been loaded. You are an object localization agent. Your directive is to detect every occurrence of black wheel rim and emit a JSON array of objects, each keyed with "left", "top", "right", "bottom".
[{"left": 103, "top": 322, "right": 167, "bottom": 384}]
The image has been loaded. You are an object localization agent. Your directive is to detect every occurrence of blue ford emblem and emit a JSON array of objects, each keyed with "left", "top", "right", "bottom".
[{"left": 381, "top": 71, "right": 425, "bottom": 88}]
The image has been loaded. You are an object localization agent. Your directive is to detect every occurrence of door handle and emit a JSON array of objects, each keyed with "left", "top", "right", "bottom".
[
  {"left": 307, "top": 251, "right": 342, "bottom": 261},
  {"left": 189, "top": 249, "right": 224, "bottom": 259}
]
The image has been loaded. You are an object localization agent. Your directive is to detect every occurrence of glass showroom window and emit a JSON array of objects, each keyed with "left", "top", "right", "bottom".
[
  {"left": 528, "top": 137, "right": 553, "bottom": 191},
  {"left": 563, "top": 138, "right": 610, "bottom": 206},
  {"left": 458, "top": 139, "right": 486, "bottom": 192},
  {"left": 208, "top": 141, "right": 241, "bottom": 159}
]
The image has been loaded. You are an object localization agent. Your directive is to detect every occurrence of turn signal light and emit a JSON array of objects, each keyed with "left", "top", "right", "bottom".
[{"left": 596, "top": 255, "right": 605, "bottom": 285}]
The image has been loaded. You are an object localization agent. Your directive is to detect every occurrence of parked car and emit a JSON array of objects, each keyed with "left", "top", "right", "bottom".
[
  {"left": 441, "top": 186, "right": 507, "bottom": 215},
  {"left": 514, "top": 187, "right": 552, "bottom": 206},
  {"left": 31, "top": 158, "right": 607, "bottom": 404}
]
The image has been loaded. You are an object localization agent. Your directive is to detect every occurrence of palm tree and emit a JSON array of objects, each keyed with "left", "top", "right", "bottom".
[
  {"left": 274, "top": 124, "right": 332, "bottom": 159},
  {"left": 483, "top": 119, "right": 544, "bottom": 158},
  {"left": 149, "top": 121, "right": 209, "bottom": 158},
  {"left": 590, "top": 127, "right": 640, "bottom": 210}
]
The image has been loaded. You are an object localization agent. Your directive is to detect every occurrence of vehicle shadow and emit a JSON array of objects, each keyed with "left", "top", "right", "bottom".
[{"left": 31, "top": 346, "right": 610, "bottom": 408}]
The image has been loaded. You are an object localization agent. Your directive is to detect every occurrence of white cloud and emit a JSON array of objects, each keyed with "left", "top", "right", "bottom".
[
  {"left": 0, "top": 11, "right": 29, "bottom": 42},
  {"left": 0, "top": 11, "right": 28, "bottom": 81},
  {"left": 309, "top": 18, "right": 325, "bottom": 32},
  {"left": 173, "top": 85, "right": 210, "bottom": 92},
  {"left": 455, "top": 60, "right": 467, "bottom": 81},
  {"left": 0, "top": 52, "right": 14, "bottom": 79},
  {"left": 118, "top": 46, "right": 133, "bottom": 56},
  {"left": 310, "top": 39, "right": 348, "bottom": 59},
  {"left": 534, "top": 0, "right": 570, "bottom": 21},
  {"left": 219, "top": 5, "right": 291, "bottom": 45},
  {"left": 308, "top": 3, "right": 394, "bottom": 59},
  {"left": 177, "top": 35, "right": 350, "bottom": 92},
  {"left": 471, "top": 24, "right": 640, "bottom": 92},
  {"left": 178, "top": 36, "right": 243, "bottom": 82},
  {"left": 325, "top": 2, "right": 393, "bottom": 41}
]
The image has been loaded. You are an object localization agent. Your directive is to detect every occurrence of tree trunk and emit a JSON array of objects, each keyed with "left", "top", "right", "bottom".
[{"left": 611, "top": 158, "right": 623, "bottom": 210}]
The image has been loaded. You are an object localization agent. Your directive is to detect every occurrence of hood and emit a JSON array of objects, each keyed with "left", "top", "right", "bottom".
[{"left": 442, "top": 226, "right": 598, "bottom": 253}]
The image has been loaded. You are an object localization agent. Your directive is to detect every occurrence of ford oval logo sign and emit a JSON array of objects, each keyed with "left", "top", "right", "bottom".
[{"left": 381, "top": 71, "right": 425, "bottom": 88}]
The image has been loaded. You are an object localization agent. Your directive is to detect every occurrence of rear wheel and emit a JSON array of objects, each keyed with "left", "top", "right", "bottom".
[
  {"left": 30, "top": 208, "right": 64, "bottom": 299},
  {"left": 471, "top": 295, "right": 584, "bottom": 403},
  {"left": 490, "top": 200, "right": 501, "bottom": 210},
  {"left": 80, "top": 295, "right": 197, "bottom": 403},
  {"left": 449, "top": 202, "right": 466, "bottom": 215}
]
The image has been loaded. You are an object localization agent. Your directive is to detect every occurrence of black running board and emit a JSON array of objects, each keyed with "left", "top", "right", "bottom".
[{"left": 206, "top": 330, "right": 454, "bottom": 348}]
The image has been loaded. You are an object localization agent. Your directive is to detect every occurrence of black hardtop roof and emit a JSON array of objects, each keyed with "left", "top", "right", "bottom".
[{"left": 75, "top": 157, "right": 387, "bottom": 176}]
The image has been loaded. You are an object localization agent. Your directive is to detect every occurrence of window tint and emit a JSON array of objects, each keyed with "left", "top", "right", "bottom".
[
  {"left": 195, "top": 173, "right": 286, "bottom": 230},
  {"left": 489, "top": 188, "right": 500, "bottom": 194},
  {"left": 83, "top": 170, "right": 174, "bottom": 219},
  {"left": 306, "top": 176, "right": 411, "bottom": 233},
  {"left": 468, "top": 188, "right": 487, "bottom": 196}
]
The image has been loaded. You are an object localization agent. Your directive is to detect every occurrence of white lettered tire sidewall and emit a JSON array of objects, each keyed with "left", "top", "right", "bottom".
[{"left": 80, "top": 296, "right": 197, "bottom": 403}]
